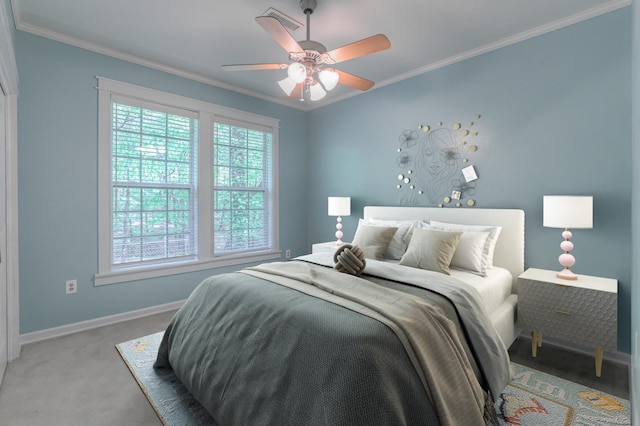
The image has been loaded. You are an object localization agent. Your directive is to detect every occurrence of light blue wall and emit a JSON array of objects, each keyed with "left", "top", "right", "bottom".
[
  {"left": 631, "top": 0, "right": 639, "bottom": 420},
  {"left": 308, "top": 9, "right": 632, "bottom": 353},
  {"left": 13, "top": 7, "right": 634, "bottom": 356},
  {"left": 14, "top": 32, "right": 309, "bottom": 333}
]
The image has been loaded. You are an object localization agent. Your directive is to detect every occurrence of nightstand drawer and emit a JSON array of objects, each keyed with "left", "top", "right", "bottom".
[
  {"left": 518, "top": 304, "right": 616, "bottom": 350},
  {"left": 518, "top": 278, "right": 617, "bottom": 351}
]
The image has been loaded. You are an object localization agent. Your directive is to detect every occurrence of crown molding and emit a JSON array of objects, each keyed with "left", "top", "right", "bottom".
[
  {"left": 375, "top": 0, "right": 631, "bottom": 90},
  {"left": 13, "top": 20, "right": 313, "bottom": 111}
]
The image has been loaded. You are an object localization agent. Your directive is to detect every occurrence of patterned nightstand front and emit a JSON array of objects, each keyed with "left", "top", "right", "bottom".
[{"left": 517, "top": 268, "right": 617, "bottom": 377}]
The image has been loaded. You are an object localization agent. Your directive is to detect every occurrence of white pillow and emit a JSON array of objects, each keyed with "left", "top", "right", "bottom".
[
  {"left": 427, "top": 221, "right": 502, "bottom": 276},
  {"left": 352, "top": 223, "right": 398, "bottom": 260},
  {"left": 361, "top": 218, "right": 416, "bottom": 260},
  {"left": 399, "top": 228, "right": 462, "bottom": 275}
]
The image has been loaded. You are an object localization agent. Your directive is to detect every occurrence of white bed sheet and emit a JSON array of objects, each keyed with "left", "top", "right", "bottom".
[
  {"left": 449, "top": 267, "right": 513, "bottom": 314},
  {"left": 381, "top": 259, "right": 513, "bottom": 314}
]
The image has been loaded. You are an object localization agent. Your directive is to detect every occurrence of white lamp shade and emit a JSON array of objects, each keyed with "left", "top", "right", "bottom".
[
  {"left": 309, "top": 82, "right": 327, "bottom": 101},
  {"left": 278, "top": 77, "right": 297, "bottom": 96},
  {"left": 287, "top": 62, "right": 307, "bottom": 83},
  {"left": 328, "top": 197, "right": 351, "bottom": 216},
  {"left": 319, "top": 69, "right": 339, "bottom": 91},
  {"left": 543, "top": 195, "right": 593, "bottom": 229}
]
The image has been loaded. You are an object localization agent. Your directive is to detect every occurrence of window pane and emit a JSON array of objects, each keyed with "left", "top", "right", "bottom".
[
  {"left": 167, "top": 161, "right": 191, "bottom": 184},
  {"left": 213, "top": 122, "right": 273, "bottom": 255},
  {"left": 215, "top": 190, "right": 231, "bottom": 210},
  {"left": 112, "top": 101, "right": 197, "bottom": 266},
  {"left": 230, "top": 147, "right": 246, "bottom": 168},
  {"left": 114, "top": 104, "right": 141, "bottom": 132},
  {"left": 247, "top": 168, "right": 263, "bottom": 187},
  {"left": 248, "top": 149, "right": 263, "bottom": 169},
  {"left": 114, "top": 157, "right": 141, "bottom": 183},
  {"left": 168, "top": 189, "right": 191, "bottom": 210},
  {"left": 214, "top": 166, "right": 230, "bottom": 186},
  {"left": 113, "top": 237, "right": 142, "bottom": 263},
  {"left": 214, "top": 210, "right": 231, "bottom": 231},
  {"left": 141, "top": 188, "right": 166, "bottom": 210},
  {"left": 248, "top": 192, "right": 264, "bottom": 209},
  {"left": 231, "top": 168, "right": 247, "bottom": 187},
  {"left": 114, "top": 131, "right": 141, "bottom": 157},
  {"left": 113, "top": 212, "right": 141, "bottom": 237},
  {"left": 142, "top": 236, "right": 167, "bottom": 260},
  {"left": 215, "top": 144, "right": 230, "bottom": 165},
  {"left": 113, "top": 186, "right": 142, "bottom": 211}
]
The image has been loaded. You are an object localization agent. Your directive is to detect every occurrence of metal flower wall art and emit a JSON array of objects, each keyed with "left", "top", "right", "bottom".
[{"left": 395, "top": 115, "right": 482, "bottom": 207}]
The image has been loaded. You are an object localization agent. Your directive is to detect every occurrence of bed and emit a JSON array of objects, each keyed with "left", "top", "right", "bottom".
[
  {"left": 362, "top": 206, "right": 524, "bottom": 348},
  {"left": 155, "top": 206, "right": 525, "bottom": 426}
]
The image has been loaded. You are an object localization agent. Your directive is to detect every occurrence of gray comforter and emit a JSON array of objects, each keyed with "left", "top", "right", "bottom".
[{"left": 155, "top": 254, "right": 511, "bottom": 425}]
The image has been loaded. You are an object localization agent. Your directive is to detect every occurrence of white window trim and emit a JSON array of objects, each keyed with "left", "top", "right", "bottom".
[{"left": 95, "top": 77, "right": 280, "bottom": 286}]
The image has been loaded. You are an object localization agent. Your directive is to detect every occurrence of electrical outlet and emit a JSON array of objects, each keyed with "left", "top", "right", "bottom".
[
  {"left": 285, "top": 249, "right": 291, "bottom": 259},
  {"left": 65, "top": 279, "right": 77, "bottom": 295}
]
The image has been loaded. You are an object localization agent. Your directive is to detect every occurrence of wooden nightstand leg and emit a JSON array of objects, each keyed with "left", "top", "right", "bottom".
[
  {"left": 531, "top": 331, "right": 541, "bottom": 357},
  {"left": 595, "top": 347, "right": 603, "bottom": 377}
]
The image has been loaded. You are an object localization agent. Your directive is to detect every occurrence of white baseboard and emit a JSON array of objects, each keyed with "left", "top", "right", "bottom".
[
  {"left": 631, "top": 362, "right": 638, "bottom": 426},
  {"left": 517, "top": 331, "right": 631, "bottom": 366},
  {"left": 19, "top": 300, "right": 185, "bottom": 347}
]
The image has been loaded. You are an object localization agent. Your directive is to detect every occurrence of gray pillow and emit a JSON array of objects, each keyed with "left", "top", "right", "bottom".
[
  {"left": 352, "top": 224, "right": 398, "bottom": 260},
  {"left": 399, "top": 228, "right": 462, "bottom": 275}
]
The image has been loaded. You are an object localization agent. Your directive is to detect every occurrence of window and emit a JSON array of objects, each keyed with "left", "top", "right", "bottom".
[
  {"left": 96, "top": 78, "right": 279, "bottom": 285},
  {"left": 111, "top": 102, "right": 198, "bottom": 266},
  {"left": 213, "top": 122, "right": 273, "bottom": 255}
]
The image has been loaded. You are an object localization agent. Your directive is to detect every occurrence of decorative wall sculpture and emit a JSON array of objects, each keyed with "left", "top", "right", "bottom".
[{"left": 395, "top": 115, "right": 482, "bottom": 207}]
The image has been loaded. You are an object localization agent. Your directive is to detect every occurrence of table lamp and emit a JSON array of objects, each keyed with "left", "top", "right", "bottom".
[
  {"left": 543, "top": 195, "right": 593, "bottom": 280},
  {"left": 328, "top": 197, "right": 351, "bottom": 245}
]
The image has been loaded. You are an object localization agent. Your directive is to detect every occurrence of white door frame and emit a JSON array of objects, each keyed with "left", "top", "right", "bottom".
[
  {"left": 4, "top": 93, "right": 17, "bottom": 362},
  {"left": 0, "top": 1, "right": 21, "bottom": 362}
]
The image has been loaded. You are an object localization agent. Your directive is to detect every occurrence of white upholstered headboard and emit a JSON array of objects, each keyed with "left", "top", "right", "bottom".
[{"left": 363, "top": 206, "right": 525, "bottom": 285}]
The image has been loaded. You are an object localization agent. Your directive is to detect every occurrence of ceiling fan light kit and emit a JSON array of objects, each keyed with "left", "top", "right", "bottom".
[
  {"left": 222, "top": 0, "right": 390, "bottom": 102},
  {"left": 287, "top": 62, "right": 307, "bottom": 83},
  {"left": 278, "top": 77, "right": 297, "bottom": 96},
  {"left": 319, "top": 69, "right": 339, "bottom": 91}
]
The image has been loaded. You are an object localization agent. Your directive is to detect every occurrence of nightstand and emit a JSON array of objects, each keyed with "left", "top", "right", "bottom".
[
  {"left": 311, "top": 241, "right": 346, "bottom": 254},
  {"left": 517, "top": 268, "right": 617, "bottom": 377}
]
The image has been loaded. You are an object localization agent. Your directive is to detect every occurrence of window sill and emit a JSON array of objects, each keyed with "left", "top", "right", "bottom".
[{"left": 94, "top": 251, "right": 282, "bottom": 286}]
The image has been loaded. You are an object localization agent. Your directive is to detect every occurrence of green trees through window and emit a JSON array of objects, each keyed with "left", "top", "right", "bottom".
[
  {"left": 213, "top": 123, "right": 272, "bottom": 254},
  {"left": 112, "top": 103, "right": 197, "bottom": 265},
  {"left": 111, "top": 103, "right": 274, "bottom": 267},
  {"left": 98, "top": 77, "right": 278, "bottom": 283}
]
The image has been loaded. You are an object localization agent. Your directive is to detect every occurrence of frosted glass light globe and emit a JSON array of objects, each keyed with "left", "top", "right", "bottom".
[
  {"left": 319, "top": 69, "right": 339, "bottom": 91},
  {"left": 287, "top": 62, "right": 307, "bottom": 83}
]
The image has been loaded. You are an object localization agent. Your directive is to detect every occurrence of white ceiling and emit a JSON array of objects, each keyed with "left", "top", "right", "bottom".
[{"left": 11, "top": 0, "right": 630, "bottom": 110}]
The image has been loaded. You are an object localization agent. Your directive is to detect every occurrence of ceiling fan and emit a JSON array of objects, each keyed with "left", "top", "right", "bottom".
[{"left": 222, "top": 0, "right": 391, "bottom": 101}]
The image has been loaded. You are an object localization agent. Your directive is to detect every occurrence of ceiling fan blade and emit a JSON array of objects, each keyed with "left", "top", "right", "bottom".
[
  {"left": 222, "top": 63, "right": 287, "bottom": 71},
  {"left": 335, "top": 69, "right": 375, "bottom": 91},
  {"left": 256, "top": 16, "right": 304, "bottom": 55},
  {"left": 324, "top": 34, "right": 391, "bottom": 64}
]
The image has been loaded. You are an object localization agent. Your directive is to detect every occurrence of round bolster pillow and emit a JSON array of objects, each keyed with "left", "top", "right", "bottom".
[{"left": 333, "top": 244, "right": 366, "bottom": 276}]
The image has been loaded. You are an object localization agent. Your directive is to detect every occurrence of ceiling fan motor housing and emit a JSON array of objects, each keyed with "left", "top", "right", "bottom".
[{"left": 300, "top": 0, "right": 317, "bottom": 15}]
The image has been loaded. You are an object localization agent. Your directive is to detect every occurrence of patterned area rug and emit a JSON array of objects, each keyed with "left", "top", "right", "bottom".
[
  {"left": 116, "top": 332, "right": 630, "bottom": 425},
  {"left": 498, "top": 363, "right": 630, "bottom": 425},
  {"left": 116, "top": 331, "right": 215, "bottom": 425}
]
